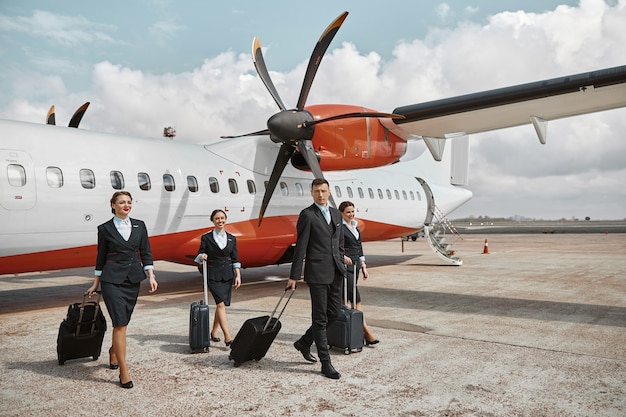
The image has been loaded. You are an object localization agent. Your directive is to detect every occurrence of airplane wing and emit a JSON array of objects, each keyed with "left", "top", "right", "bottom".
[{"left": 384, "top": 65, "right": 626, "bottom": 147}]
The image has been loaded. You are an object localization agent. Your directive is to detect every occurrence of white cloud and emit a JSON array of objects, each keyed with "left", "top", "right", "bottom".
[{"left": 1, "top": 0, "right": 625, "bottom": 218}]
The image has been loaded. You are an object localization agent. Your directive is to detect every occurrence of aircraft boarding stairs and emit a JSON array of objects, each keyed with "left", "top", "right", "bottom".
[{"left": 423, "top": 205, "right": 463, "bottom": 266}]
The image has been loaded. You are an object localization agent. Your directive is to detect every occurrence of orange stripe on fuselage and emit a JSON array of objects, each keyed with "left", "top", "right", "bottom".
[{"left": 0, "top": 216, "right": 418, "bottom": 275}]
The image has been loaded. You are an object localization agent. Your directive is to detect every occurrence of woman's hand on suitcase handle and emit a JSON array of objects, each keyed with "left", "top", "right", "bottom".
[
  {"left": 86, "top": 288, "right": 100, "bottom": 297},
  {"left": 86, "top": 278, "right": 100, "bottom": 297}
]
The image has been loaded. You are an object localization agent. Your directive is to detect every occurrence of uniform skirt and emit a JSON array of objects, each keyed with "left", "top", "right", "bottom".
[
  {"left": 208, "top": 279, "right": 233, "bottom": 306},
  {"left": 101, "top": 280, "right": 140, "bottom": 327}
]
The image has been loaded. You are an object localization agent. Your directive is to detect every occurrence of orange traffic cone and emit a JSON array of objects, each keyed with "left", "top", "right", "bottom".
[{"left": 482, "top": 239, "right": 489, "bottom": 254}]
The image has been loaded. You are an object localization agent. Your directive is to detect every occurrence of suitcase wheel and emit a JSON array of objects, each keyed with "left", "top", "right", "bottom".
[
  {"left": 58, "top": 358, "right": 65, "bottom": 366},
  {"left": 343, "top": 348, "right": 350, "bottom": 355},
  {"left": 92, "top": 355, "right": 99, "bottom": 361}
]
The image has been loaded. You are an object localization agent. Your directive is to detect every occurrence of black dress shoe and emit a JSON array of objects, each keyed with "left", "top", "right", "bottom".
[
  {"left": 210, "top": 333, "right": 221, "bottom": 343},
  {"left": 293, "top": 340, "right": 317, "bottom": 363},
  {"left": 321, "top": 362, "right": 341, "bottom": 379},
  {"left": 119, "top": 376, "right": 133, "bottom": 389}
]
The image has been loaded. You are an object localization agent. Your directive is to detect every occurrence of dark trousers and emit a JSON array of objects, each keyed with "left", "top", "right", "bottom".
[{"left": 299, "top": 271, "right": 343, "bottom": 363}]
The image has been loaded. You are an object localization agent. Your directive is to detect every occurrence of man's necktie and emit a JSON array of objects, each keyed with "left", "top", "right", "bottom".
[{"left": 322, "top": 207, "right": 331, "bottom": 224}]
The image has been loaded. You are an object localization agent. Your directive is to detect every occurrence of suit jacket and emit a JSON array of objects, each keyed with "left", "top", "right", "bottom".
[
  {"left": 289, "top": 203, "right": 345, "bottom": 284},
  {"left": 198, "top": 231, "right": 239, "bottom": 282},
  {"left": 342, "top": 223, "right": 364, "bottom": 264},
  {"left": 95, "top": 218, "right": 153, "bottom": 284}
]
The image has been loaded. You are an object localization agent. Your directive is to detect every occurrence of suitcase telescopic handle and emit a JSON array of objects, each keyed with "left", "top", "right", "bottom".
[
  {"left": 77, "top": 291, "right": 102, "bottom": 336},
  {"left": 342, "top": 263, "right": 357, "bottom": 306},
  {"left": 202, "top": 260, "right": 209, "bottom": 305},
  {"left": 263, "top": 288, "right": 295, "bottom": 331}
]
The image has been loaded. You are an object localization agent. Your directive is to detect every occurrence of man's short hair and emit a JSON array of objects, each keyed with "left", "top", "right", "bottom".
[{"left": 311, "top": 178, "right": 329, "bottom": 188}]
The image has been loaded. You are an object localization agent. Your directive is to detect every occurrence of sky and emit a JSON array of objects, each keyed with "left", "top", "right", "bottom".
[{"left": 1, "top": 0, "right": 625, "bottom": 220}]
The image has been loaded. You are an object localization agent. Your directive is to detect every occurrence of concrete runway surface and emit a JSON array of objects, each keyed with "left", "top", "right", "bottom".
[{"left": 1, "top": 233, "right": 625, "bottom": 416}]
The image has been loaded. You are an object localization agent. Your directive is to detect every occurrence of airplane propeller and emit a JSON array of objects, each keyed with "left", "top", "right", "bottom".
[
  {"left": 222, "top": 11, "right": 403, "bottom": 226},
  {"left": 46, "top": 102, "right": 90, "bottom": 128}
]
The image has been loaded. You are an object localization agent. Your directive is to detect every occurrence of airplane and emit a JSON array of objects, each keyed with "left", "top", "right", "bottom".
[{"left": 1, "top": 11, "right": 625, "bottom": 276}]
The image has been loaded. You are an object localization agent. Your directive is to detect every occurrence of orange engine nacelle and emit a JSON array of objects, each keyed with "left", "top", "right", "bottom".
[{"left": 303, "top": 104, "right": 407, "bottom": 171}]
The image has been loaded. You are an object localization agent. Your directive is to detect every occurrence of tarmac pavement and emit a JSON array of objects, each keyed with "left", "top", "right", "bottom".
[{"left": 1, "top": 233, "right": 625, "bottom": 416}]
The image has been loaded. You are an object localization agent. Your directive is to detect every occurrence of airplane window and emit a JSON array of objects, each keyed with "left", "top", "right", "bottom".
[
  {"left": 377, "top": 189, "right": 383, "bottom": 199},
  {"left": 187, "top": 176, "right": 198, "bottom": 192},
  {"left": 7, "top": 164, "right": 26, "bottom": 187},
  {"left": 409, "top": 191, "right": 415, "bottom": 200},
  {"left": 110, "top": 171, "right": 124, "bottom": 190},
  {"left": 163, "top": 174, "right": 175, "bottom": 192},
  {"left": 358, "top": 187, "right": 364, "bottom": 199},
  {"left": 80, "top": 169, "right": 96, "bottom": 189},
  {"left": 247, "top": 180, "right": 256, "bottom": 194},
  {"left": 347, "top": 187, "right": 353, "bottom": 198},
  {"left": 368, "top": 188, "right": 374, "bottom": 199},
  {"left": 334, "top": 186, "right": 342, "bottom": 198},
  {"left": 138, "top": 172, "right": 151, "bottom": 191},
  {"left": 46, "top": 166, "right": 63, "bottom": 188},
  {"left": 394, "top": 190, "right": 400, "bottom": 200},
  {"left": 416, "top": 191, "right": 421, "bottom": 201},
  {"left": 280, "top": 182, "right": 288, "bottom": 196},
  {"left": 402, "top": 190, "right": 407, "bottom": 200},
  {"left": 228, "top": 178, "right": 238, "bottom": 194},
  {"left": 386, "top": 189, "right": 392, "bottom": 199},
  {"left": 209, "top": 177, "right": 219, "bottom": 193},
  {"left": 295, "top": 183, "right": 304, "bottom": 197}
]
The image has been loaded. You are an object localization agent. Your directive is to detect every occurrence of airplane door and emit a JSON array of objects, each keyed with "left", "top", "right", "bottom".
[{"left": 0, "top": 149, "right": 37, "bottom": 210}]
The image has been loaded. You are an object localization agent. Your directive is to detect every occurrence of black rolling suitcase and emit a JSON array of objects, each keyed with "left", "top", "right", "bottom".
[
  {"left": 327, "top": 264, "right": 364, "bottom": 354},
  {"left": 57, "top": 291, "right": 107, "bottom": 365},
  {"left": 189, "top": 260, "right": 211, "bottom": 353},
  {"left": 229, "top": 288, "right": 294, "bottom": 367}
]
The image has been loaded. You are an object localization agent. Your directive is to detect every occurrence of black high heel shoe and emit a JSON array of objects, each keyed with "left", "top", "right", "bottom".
[
  {"left": 365, "top": 338, "right": 380, "bottom": 346},
  {"left": 210, "top": 333, "right": 221, "bottom": 343},
  {"left": 119, "top": 376, "right": 133, "bottom": 389},
  {"left": 225, "top": 339, "right": 233, "bottom": 347}
]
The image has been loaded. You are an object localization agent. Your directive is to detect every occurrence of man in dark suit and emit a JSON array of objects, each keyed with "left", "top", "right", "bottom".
[{"left": 287, "top": 178, "right": 345, "bottom": 379}]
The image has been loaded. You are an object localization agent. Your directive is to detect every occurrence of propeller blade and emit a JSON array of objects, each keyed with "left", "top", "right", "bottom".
[
  {"left": 299, "top": 111, "right": 405, "bottom": 128},
  {"left": 220, "top": 128, "right": 270, "bottom": 139},
  {"left": 252, "top": 37, "right": 287, "bottom": 111},
  {"left": 297, "top": 139, "right": 336, "bottom": 208},
  {"left": 258, "top": 143, "right": 296, "bottom": 226},
  {"left": 68, "top": 102, "right": 90, "bottom": 128},
  {"left": 296, "top": 11, "right": 349, "bottom": 110},
  {"left": 46, "top": 105, "right": 56, "bottom": 125}
]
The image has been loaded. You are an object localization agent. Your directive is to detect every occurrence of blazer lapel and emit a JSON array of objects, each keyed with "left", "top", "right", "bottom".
[{"left": 128, "top": 219, "right": 142, "bottom": 246}]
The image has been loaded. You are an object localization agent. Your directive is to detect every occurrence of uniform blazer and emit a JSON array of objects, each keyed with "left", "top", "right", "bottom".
[
  {"left": 198, "top": 231, "right": 239, "bottom": 282},
  {"left": 342, "top": 223, "right": 364, "bottom": 264},
  {"left": 289, "top": 203, "right": 345, "bottom": 285},
  {"left": 95, "top": 218, "right": 153, "bottom": 285}
]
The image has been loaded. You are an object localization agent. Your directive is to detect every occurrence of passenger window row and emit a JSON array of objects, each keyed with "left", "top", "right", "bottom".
[{"left": 6, "top": 164, "right": 421, "bottom": 201}]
